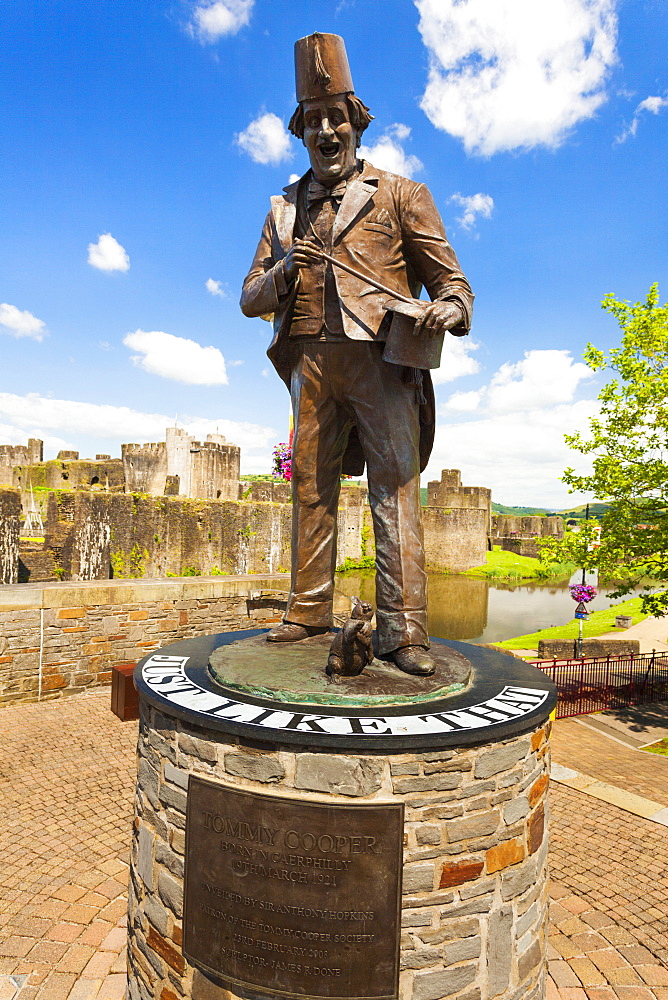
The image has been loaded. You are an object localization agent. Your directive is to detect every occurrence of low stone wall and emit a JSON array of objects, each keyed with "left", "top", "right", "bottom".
[
  {"left": 0, "top": 576, "right": 290, "bottom": 707},
  {"left": 128, "top": 702, "right": 551, "bottom": 1000},
  {"left": 536, "top": 638, "right": 640, "bottom": 659}
]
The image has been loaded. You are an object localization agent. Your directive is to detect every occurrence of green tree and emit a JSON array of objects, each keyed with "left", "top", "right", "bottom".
[{"left": 540, "top": 284, "right": 668, "bottom": 614}]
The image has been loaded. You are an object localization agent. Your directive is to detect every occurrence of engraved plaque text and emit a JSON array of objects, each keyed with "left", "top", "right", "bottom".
[{"left": 183, "top": 776, "right": 403, "bottom": 1000}]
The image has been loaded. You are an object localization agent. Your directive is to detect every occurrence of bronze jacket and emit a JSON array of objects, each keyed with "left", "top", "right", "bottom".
[{"left": 240, "top": 161, "right": 474, "bottom": 475}]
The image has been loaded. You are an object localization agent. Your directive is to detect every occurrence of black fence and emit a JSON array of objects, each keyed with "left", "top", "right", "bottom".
[{"left": 531, "top": 651, "right": 668, "bottom": 719}]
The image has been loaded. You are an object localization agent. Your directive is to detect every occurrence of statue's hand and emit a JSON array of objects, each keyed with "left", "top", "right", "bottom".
[
  {"left": 283, "top": 238, "right": 322, "bottom": 281},
  {"left": 412, "top": 301, "right": 464, "bottom": 339}
]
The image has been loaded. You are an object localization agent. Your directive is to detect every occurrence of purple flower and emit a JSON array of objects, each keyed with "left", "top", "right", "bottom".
[
  {"left": 272, "top": 442, "right": 292, "bottom": 482},
  {"left": 569, "top": 584, "right": 597, "bottom": 603}
]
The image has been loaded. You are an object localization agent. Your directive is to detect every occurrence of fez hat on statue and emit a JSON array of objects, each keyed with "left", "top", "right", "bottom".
[{"left": 294, "top": 33, "right": 354, "bottom": 102}]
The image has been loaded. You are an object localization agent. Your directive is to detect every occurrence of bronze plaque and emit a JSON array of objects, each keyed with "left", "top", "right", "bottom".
[{"left": 183, "top": 775, "right": 403, "bottom": 1000}]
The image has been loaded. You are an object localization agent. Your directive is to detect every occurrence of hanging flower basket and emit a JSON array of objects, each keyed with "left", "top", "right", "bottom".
[
  {"left": 569, "top": 584, "right": 597, "bottom": 603},
  {"left": 272, "top": 442, "right": 292, "bottom": 482}
]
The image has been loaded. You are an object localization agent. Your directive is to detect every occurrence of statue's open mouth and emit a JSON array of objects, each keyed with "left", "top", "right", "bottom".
[{"left": 319, "top": 142, "right": 340, "bottom": 158}]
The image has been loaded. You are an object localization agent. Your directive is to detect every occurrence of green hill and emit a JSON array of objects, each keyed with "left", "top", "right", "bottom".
[
  {"left": 491, "top": 503, "right": 556, "bottom": 516},
  {"left": 557, "top": 502, "right": 609, "bottom": 520}
]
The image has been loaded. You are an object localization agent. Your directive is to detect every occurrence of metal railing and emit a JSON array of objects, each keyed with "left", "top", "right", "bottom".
[{"left": 531, "top": 650, "right": 668, "bottom": 719}]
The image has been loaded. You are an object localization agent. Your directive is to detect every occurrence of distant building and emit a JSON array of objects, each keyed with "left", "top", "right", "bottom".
[
  {"left": 122, "top": 427, "right": 240, "bottom": 501},
  {"left": 0, "top": 439, "right": 43, "bottom": 487}
]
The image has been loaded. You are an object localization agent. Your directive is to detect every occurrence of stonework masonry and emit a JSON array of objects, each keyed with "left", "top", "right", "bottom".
[
  {"left": 0, "top": 488, "right": 20, "bottom": 585},
  {"left": 0, "top": 437, "right": 43, "bottom": 486},
  {"left": 123, "top": 428, "right": 240, "bottom": 501},
  {"left": 128, "top": 703, "right": 551, "bottom": 1000},
  {"left": 428, "top": 470, "right": 492, "bottom": 536},
  {"left": 10, "top": 482, "right": 486, "bottom": 584},
  {"left": 423, "top": 507, "right": 488, "bottom": 575},
  {"left": 491, "top": 517, "right": 564, "bottom": 559},
  {"left": 16, "top": 456, "right": 126, "bottom": 493},
  {"left": 0, "top": 575, "right": 290, "bottom": 707}
]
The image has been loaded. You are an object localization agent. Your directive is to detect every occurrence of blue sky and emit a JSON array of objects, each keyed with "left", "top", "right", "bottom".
[{"left": 1, "top": 0, "right": 666, "bottom": 507}]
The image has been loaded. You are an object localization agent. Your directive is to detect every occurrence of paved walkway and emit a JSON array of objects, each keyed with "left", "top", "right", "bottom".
[
  {"left": 551, "top": 712, "right": 668, "bottom": 804},
  {"left": 598, "top": 616, "right": 668, "bottom": 654},
  {"left": 0, "top": 691, "right": 666, "bottom": 999}
]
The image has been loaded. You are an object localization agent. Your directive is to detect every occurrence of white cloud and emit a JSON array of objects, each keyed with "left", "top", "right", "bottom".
[
  {"left": 428, "top": 401, "right": 597, "bottom": 507},
  {"left": 637, "top": 95, "right": 668, "bottom": 116},
  {"left": 87, "top": 233, "right": 130, "bottom": 272},
  {"left": 429, "top": 349, "right": 596, "bottom": 507},
  {"left": 288, "top": 173, "right": 301, "bottom": 184},
  {"left": 0, "top": 393, "right": 275, "bottom": 462},
  {"left": 486, "top": 349, "right": 592, "bottom": 411},
  {"left": 0, "top": 303, "right": 47, "bottom": 341},
  {"left": 616, "top": 94, "right": 668, "bottom": 142},
  {"left": 431, "top": 337, "right": 480, "bottom": 384},
  {"left": 359, "top": 124, "right": 423, "bottom": 178},
  {"left": 206, "top": 278, "right": 228, "bottom": 298},
  {"left": 190, "top": 0, "right": 253, "bottom": 41},
  {"left": 416, "top": 0, "right": 618, "bottom": 155},
  {"left": 449, "top": 192, "right": 494, "bottom": 231},
  {"left": 123, "top": 330, "right": 228, "bottom": 385},
  {"left": 236, "top": 113, "right": 293, "bottom": 165},
  {"left": 442, "top": 389, "right": 482, "bottom": 411}
]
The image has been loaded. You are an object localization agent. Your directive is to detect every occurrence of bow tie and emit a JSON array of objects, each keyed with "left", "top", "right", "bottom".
[{"left": 307, "top": 178, "right": 347, "bottom": 206}]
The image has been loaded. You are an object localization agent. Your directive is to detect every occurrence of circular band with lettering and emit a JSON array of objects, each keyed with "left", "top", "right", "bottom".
[{"left": 135, "top": 631, "right": 557, "bottom": 750}]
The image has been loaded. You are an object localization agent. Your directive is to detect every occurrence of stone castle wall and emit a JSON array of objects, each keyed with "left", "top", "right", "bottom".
[
  {"left": 15, "top": 457, "right": 125, "bottom": 493},
  {"left": 38, "top": 487, "right": 483, "bottom": 583},
  {"left": 43, "top": 491, "right": 293, "bottom": 581},
  {"left": 4, "top": 477, "right": 489, "bottom": 584},
  {"left": 427, "top": 470, "right": 492, "bottom": 538},
  {"left": 423, "top": 508, "right": 488, "bottom": 574},
  {"left": 491, "top": 516, "right": 564, "bottom": 540},
  {"left": 123, "top": 442, "right": 168, "bottom": 496},
  {"left": 0, "top": 489, "right": 20, "bottom": 584},
  {"left": 0, "top": 439, "right": 43, "bottom": 486},
  {"left": 123, "top": 429, "right": 240, "bottom": 501}
]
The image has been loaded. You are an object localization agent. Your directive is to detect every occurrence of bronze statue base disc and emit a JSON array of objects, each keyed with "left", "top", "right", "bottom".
[{"left": 207, "top": 631, "right": 471, "bottom": 707}]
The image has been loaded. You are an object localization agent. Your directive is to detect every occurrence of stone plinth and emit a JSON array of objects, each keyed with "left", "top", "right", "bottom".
[{"left": 127, "top": 632, "right": 555, "bottom": 1000}]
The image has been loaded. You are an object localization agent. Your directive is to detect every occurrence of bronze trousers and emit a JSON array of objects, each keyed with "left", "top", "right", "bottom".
[{"left": 286, "top": 341, "right": 428, "bottom": 655}]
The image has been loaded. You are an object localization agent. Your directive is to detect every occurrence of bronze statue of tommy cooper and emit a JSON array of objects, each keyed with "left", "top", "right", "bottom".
[{"left": 241, "top": 32, "right": 473, "bottom": 676}]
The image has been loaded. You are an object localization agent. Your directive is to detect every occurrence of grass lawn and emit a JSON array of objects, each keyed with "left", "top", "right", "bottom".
[
  {"left": 640, "top": 738, "right": 668, "bottom": 757},
  {"left": 492, "top": 595, "right": 649, "bottom": 650},
  {"left": 463, "top": 546, "right": 575, "bottom": 581}
]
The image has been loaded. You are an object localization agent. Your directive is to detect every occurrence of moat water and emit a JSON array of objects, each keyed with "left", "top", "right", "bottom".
[{"left": 335, "top": 570, "right": 629, "bottom": 645}]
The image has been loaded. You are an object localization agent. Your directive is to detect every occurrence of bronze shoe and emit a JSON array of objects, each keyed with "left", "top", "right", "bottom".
[
  {"left": 388, "top": 645, "right": 435, "bottom": 676},
  {"left": 266, "top": 621, "right": 331, "bottom": 643}
]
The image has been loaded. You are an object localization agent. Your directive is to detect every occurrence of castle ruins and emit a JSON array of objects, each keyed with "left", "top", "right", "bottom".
[{"left": 0, "top": 434, "right": 562, "bottom": 585}]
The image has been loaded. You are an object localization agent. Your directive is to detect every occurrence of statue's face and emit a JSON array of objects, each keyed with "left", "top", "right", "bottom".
[{"left": 302, "top": 95, "right": 359, "bottom": 186}]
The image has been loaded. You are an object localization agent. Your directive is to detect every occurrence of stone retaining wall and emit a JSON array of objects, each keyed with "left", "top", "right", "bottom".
[
  {"left": 128, "top": 702, "right": 551, "bottom": 1000},
  {"left": 0, "top": 576, "right": 289, "bottom": 707},
  {"left": 536, "top": 638, "right": 640, "bottom": 659}
]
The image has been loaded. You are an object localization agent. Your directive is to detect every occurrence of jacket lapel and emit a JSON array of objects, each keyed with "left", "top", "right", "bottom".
[
  {"left": 272, "top": 163, "right": 378, "bottom": 249},
  {"left": 332, "top": 178, "right": 377, "bottom": 242},
  {"left": 272, "top": 179, "right": 300, "bottom": 253}
]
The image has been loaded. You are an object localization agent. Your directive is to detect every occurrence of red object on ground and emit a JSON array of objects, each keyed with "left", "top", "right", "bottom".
[{"left": 111, "top": 663, "right": 139, "bottom": 721}]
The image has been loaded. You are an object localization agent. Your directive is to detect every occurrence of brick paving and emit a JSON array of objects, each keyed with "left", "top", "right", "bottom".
[
  {"left": 551, "top": 716, "right": 668, "bottom": 803},
  {"left": 0, "top": 690, "right": 666, "bottom": 999},
  {"left": 0, "top": 693, "right": 135, "bottom": 999}
]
